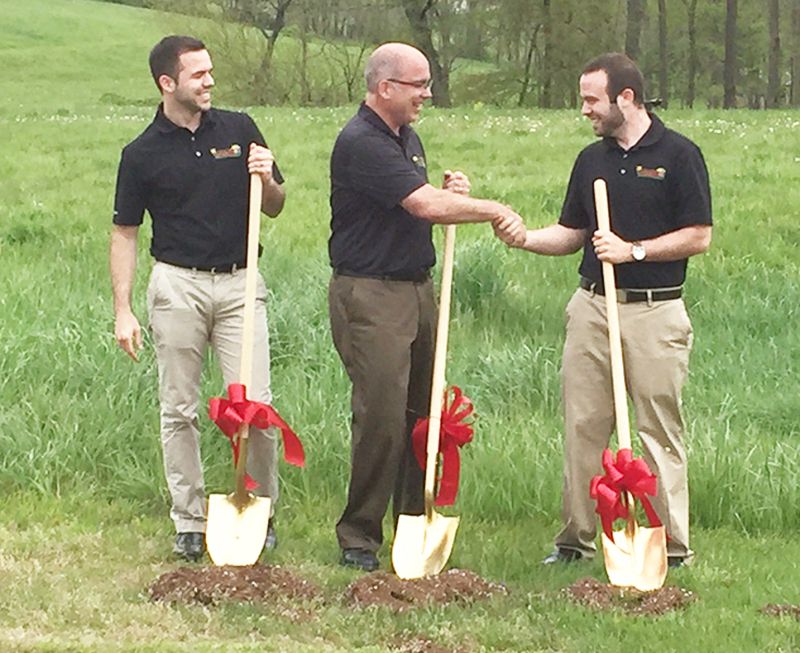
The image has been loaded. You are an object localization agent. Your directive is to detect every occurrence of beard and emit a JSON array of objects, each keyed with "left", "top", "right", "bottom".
[
  {"left": 593, "top": 103, "right": 625, "bottom": 137},
  {"left": 173, "top": 85, "right": 211, "bottom": 114}
]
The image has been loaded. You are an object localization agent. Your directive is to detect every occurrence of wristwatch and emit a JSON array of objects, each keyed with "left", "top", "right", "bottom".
[{"left": 631, "top": 241, "right": 647, "bottom": 262}]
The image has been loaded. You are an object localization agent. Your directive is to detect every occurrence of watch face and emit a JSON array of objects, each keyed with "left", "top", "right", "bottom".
[{"left": 632, "top": 244, "right": 646, "bottom": 261}]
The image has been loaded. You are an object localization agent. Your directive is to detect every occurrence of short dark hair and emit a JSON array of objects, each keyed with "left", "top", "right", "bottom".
[
  {"left": 149, "top": 35, "right": 206, "bottom": 92},
  {"left": 582, "top": 53, "right": 645, "bottom": 106}
]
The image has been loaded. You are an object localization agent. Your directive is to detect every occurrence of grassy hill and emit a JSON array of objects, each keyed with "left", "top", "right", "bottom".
[{"left": 0, "top": 0, "right": 164, "bottom": 113}]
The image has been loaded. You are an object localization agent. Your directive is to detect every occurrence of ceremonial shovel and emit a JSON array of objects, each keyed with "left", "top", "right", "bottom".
[
  {"left": 205, "top": 174, "right": 272, "bottom": 566},
  {"left": 593, "top": 179, "right": 668, "bottom": 591},
  {"left": 392, "top": 224, "right": 459, "bottom": 579}
]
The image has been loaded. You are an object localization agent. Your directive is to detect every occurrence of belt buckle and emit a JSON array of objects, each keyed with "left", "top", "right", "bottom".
[{"left": 615, "top": 289, "right": 628, "bottom": 304}]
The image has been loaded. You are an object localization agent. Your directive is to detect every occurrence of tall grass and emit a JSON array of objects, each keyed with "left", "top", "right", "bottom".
[{"left": 2, "top": 0, "right": 800, "bottom": 539}]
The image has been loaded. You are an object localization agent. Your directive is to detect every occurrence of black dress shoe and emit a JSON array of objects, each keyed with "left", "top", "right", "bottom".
[
  {"left": 340, "top": 548, "right": 380, "bottom": 572},
  {"left": 542, "top": 548, "right": 584, "bottom": 565},
  {"left": 173, "top": 532, "right": 205, "bottom": 562},
  {"left": 265, "top": 525, "right": 278, "bottom": 551}
]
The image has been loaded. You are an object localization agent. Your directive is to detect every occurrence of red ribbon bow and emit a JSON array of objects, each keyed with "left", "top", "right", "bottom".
[
  {"left": 411, "top": 385, "right": 475, "bottom": 506},
  {"left": 590, "top": 448, "right": 662, "bottom": 540},
  {"left": 209, "top": 384, "right": 305, "bottom": 491}
]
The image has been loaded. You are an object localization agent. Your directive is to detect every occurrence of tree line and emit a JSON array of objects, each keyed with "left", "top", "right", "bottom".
[{"left": 113, "top": 0, "right": 800, "bottom": 109}]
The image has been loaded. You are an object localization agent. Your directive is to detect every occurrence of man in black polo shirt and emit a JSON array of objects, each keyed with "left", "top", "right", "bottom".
[
  {"left": 499, "top": 53, "right": 712, "bottom": 568},
  {"left": 329, "top": 42, "right": 526, "bottom": 572},
  {"left": 110, "top": 35, "right": 286, "bottom": 561}
]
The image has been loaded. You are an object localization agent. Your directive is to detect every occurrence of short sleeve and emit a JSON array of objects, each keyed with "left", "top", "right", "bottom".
[
  {"left": 558, "top": 153, "right": 590, "bottom": 229},
  {"left": 243, "top": 113, "right": 284, "bottom": 185},
  {"left": 347, "top": 134, "right": 426, "bottom": 209},
  {"left": 671, "top": 144, "right": 712, "bottom": 227},
  {"left": 113, "top": 147, "right": 146, "bottom": 226}
]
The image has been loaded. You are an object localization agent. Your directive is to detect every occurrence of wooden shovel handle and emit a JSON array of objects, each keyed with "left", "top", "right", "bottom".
[
  {"left": 234, "top": 174, "right": 263, "bottom": 504},
  {"left": 593, "top": 179, "right": 632, "bottom": 451},
  {"left": 239, "top": 174, "right": 263, "bottom": 389},
  {"left": 424, "top": 224, "right": 456, "bottom": 517}
]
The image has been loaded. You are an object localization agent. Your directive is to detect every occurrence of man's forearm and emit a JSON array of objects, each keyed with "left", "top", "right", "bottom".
[
  {"left": 518, "top": 224, "right": 586, "bottom": 256},
  {"left": 110, "top": 225, "right": 139, "bottom": 314},
  {"left": 637, "top": 225, "right": 712, "bottom": 262},
  {"left": 261, "top": 179, "right": 285, "bottom": 217},
  {"left": 401, "top": 184, "right": 509, "bottom": 224}
]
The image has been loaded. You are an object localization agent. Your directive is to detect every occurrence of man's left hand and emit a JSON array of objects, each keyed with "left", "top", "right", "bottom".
[
  {"left": 442, "top": 169, "right": 471, "bottom": 195},
  {"left": 248, "top": 143, "right": 274, "bottom": 184},
  {"left": 592, "top": 229, "right": 632, "bottom": 264}
]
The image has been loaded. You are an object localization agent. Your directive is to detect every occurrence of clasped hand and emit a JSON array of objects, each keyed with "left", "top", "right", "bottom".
[
  {"left": 441, "top": 170, "right": 526, "bottom": 248},
  {"left": 442, "top": 169, "right": 471, "bottom": 196},
  {"left": 592, "top": 229, "right": 631, "bottom": 264},
  {"left": 247, "top": 142, "right": 274, "bottom": 183},
  {"left": 492, "top": 210, "right": 527, "bottom": 248}
]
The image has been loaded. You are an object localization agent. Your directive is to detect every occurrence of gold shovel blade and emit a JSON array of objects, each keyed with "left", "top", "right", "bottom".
[
  {"left": 205, "top": 493, "right": 272, "bottom": 566},
  {"left": 391, "top": 512, "right": 460, "bottom": 580},
  {"left": 602, "top": 522, "right": 667, "bottom": 591}
]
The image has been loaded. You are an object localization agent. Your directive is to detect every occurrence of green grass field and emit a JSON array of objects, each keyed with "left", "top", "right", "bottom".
[{"left": 2, "top": 0, "right": 800, "bottom": 651}]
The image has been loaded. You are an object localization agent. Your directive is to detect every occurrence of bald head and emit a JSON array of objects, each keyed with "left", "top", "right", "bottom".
[{"left": 365, "top": 43, "right": 429, "bottom": 93}]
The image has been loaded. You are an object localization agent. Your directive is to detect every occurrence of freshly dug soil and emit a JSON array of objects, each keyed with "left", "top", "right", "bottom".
[
  {"left": 390, "top": 635, "right": 469, "bottom": 653},
  {"left": 345, "top": 569, "right": 507, "bottom": 612},
  {"left": 761, "top": 604, "right": 800, "bottom": 619},
  {"left": 565, "top": 577, "right": 696, "bottom": 616},
  {"left": 148, "top": 565, "right": 321, "bottom": 606}
]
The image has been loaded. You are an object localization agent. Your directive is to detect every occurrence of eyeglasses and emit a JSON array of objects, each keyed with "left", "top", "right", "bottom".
[{"left": 387, "top": 78, "right": 433, "bottom": 90}]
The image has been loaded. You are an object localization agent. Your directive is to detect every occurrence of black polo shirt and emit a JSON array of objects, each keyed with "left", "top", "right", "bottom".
[
  {"left": 329, "top": 102, "right": 433, "bottom": 277},
  {"left": 113, "top": 106, "right": 284, "bottom": 269},
  {"left": 559, "top": 114, "right": 712, "bottom": 289}
]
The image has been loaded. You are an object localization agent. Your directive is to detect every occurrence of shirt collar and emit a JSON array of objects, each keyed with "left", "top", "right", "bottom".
[
  {"left": 357, "top": 102, "right": 410, "bottom": 144},
  {"left": 603, "top": 112, "right": 665, "bottom": 152},
  {"left": 153, "top": 104, "right": 216, "bottom": 134}
]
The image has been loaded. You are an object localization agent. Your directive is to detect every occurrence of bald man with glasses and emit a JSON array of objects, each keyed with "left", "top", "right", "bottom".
[{"left": 328, "top": 42, "right": 525, "bottom": 572}]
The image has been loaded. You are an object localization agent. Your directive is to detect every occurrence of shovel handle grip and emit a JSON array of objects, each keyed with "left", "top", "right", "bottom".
[{"left": 593, "top": 179, "right": 632, "bottom": 450}]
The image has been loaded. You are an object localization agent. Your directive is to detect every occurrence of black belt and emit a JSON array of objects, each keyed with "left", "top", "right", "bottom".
[
  {"left": 158, "top": 260, "right": 245, "bottom": 274},
  {"left": 334, "top": 268, "right": 431, "bottom": 283},
  {"left": 579, "top": 277, "right": 682, "bottom": 303}
]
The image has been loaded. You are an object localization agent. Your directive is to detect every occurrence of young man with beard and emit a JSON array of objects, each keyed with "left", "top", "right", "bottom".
[{"left": 497, "top": 52, "right": 712, "bottom": 568}]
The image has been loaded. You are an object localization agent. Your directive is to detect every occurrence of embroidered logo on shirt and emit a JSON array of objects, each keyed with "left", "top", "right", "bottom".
[
  {"left": 636, "top": 165, "right": 666, "bottom": 180},
  {"left": 411, "top": 154, "right": 426, "bottom": 168},
  {"left": 210, "top": 144, "right": 242, "bottom": 159}
]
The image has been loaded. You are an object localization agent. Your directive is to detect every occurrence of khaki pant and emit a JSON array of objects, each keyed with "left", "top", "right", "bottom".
[
  {"left": 147, "top": 262, "right": 279, "bottom": 533},
  {"left": 329, "top": 274, "right": 436, "bottom": 552},
  {"left": 556, "top": 288, "right": 694, "bottom": 559}
]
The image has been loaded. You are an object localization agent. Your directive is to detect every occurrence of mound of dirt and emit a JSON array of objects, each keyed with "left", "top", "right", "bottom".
[
  {"left": 761, "top": 604, "right": 800, "bottom": 619},
  {"left": 564, "top": 577, "right": 695, "bottom": 616},
  {"left": 148, "top": 565, "right": 321, "bottom": 606},
  {"left": 345, "top": 569, "right": 507, "bottom": 612},
  {"left": 390, "top": 635, "right": 469, "bottom": 653}
]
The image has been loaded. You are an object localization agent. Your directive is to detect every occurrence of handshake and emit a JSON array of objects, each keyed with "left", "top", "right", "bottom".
[
  {"left": 442, "top": 170, "right": 527, "bottom": 249},
  {"left": 491, "top": 209, "right": 526, "bottom": 248}
]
